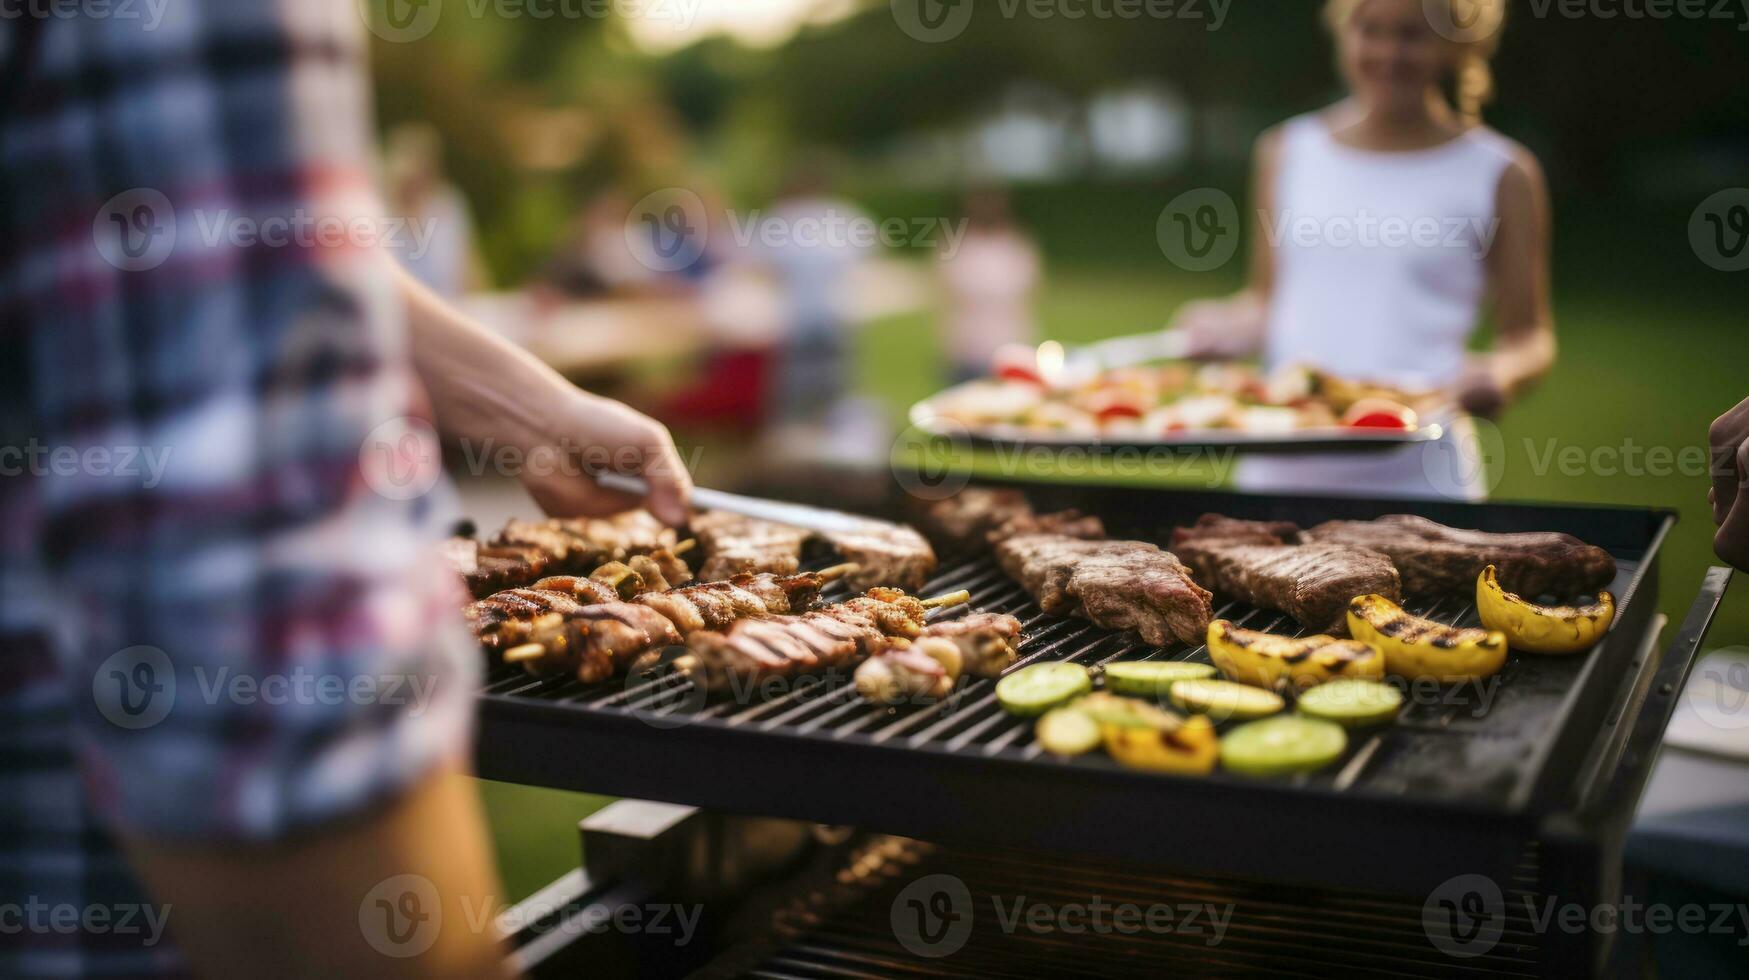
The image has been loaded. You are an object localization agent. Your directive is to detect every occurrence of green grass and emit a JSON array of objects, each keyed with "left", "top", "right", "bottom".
[{"left": 479, "top": 221, "right": 1746, "bottom": 904}]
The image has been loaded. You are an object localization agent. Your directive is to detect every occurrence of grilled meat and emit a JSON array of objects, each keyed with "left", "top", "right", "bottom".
[
  {"left": 512, "top": 603, "right": 686, "bottom": 684},
  {"left": 824, "top": 524, "right": 938, "bottom": 593},
  {"left": 914, "top": 612, "right": 1024, "bottom": 679},
  {"left": 691, "top": 511, "right": 811, "bottom": 581},
  {"left": 916, "top": 488, "right": 1106, "bottom": 551},
  {"left": 442, "top": 538, "right": 555, "bottom": 599},
  {"left": 1303, "top": 514, "right": 1616, "bottom": 597},
  {"left": 691, "top": 510, "right": 938, "bottom": 592},
  {"left": 683, "top": 588, "right": 973, "bottom": 694},
  {"left": 444, "top": 511, "right": 691, "bottom": 597},
  {"left": 995, "top": 535, "right": 1212, "bottom": 647},
  {"left": 1171, "top": 515, "right": 1401, "bottom": 634},
  {"left": 474, "top": 569, "right": 834, "bottom": 669}
]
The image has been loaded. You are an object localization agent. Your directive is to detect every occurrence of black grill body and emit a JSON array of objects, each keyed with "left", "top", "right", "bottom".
[{"left": 475, "top": 480, "right": 1732, "bottom": 977}]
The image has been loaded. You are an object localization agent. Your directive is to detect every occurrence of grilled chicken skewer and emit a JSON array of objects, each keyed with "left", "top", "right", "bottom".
[
  {"left": 491, "top": 566, "right": 861, "bottom": 683},
  {"left": 444, "top": 511, "right": 693, "bottom": 598},
  {"left": 678, "top": 589, "right": 980, "bottom": 695},
  {"left": 853, "top": 612, "right": 1024, "bottom": 705}
]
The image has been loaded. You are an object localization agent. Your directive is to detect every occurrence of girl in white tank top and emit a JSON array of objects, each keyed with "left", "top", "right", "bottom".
[{"left": 1172, "top": 0, "right": 1556, "bottom": 501}]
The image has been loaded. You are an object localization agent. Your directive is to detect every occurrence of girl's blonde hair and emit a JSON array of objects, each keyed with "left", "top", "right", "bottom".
[{"left": 1324, "top": 0, "right": 1507, "bottom": 123}]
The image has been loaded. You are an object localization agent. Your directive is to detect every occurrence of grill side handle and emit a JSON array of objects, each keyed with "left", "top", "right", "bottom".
[{"left": 1583, "top": 566, "right": 1734, "bottom": 824}]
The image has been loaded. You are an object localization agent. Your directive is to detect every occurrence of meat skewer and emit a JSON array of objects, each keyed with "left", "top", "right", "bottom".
[
  {"left": 485, "top": 565, "right": 860, "bottom": 683},
  {"left": 444, "top": 512, "right": 694, "bottom": 598},
  {"left": 677, "top": 589, "right": 977, "bottom": 695},
  {"left": 853, "top": 612, "right": 1024, "bottom": 705},
  {"left": 1171, "top": 515, "right": 1401, "bottom": 634}
]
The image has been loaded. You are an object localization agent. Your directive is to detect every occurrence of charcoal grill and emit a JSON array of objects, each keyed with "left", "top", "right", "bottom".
[{"left": 474, "top": 479, "right": 1734, "bottom": 977}]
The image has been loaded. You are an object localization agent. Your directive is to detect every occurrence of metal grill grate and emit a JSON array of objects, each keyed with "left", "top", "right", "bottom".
[
  {"left": 696, "top": 839, "right": 1550, "bottom": 979},
  {"left": 479, "top": 552, "right": 1638, "bottom": 809}
]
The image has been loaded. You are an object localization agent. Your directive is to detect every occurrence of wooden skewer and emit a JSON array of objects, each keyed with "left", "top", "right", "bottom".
[
  {"left": 504, "top": 643, "right": 547, "bottom": 664},
  {"left": 672, "top": 538, "right": 697, "bottom": 556},
  {"left": 921, "top": 590, "right": 972, "bottom": 609},
  {"left": 817, "top": 563, "right": 860, "bottom": 583}
]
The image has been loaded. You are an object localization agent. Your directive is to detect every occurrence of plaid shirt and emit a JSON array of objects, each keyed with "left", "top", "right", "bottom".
[{"left": 1, "top": 3, "right": 479, "bottom": 976}]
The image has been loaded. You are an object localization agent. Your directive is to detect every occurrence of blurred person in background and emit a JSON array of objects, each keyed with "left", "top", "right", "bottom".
[
  {"left": 1712, "top": 397, "right": 1749, "bottom": 571},
  {"left": 0, "top": 4, "right": 690, "bottom": 978},
  {"left": 384, "top": 122, "right": 485, "bottom": 300},
  {"left": 755, "top": 158, "right": 875, "bottom": 445},
  {"left": 939, "top": 185, "right": 1041, "bottom": 385},
  {"left": 1171, "top": 0, "right": 1555, "bottom": 501}
]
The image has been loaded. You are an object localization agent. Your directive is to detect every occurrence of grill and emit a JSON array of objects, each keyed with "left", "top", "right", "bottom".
[{"left": 476, "top": 478, "right": 1733, "bottom": 977}]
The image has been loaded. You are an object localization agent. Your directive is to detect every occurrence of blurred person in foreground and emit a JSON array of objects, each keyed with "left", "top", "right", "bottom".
[
  {"left": 1171, "top": 0, "right": 1555, "bottom": 501},
  {"left": 383, "top": 122, "right": 485, "bottom": 300},
  {"left": 939, "top": 185, "right": 1041, "bottom": 385},
  {"left": 1711, "top": 397, "right": 1749, "bottom": 571},
  {"left": 0, "top": 4, "right": 690, "bottom": 979}
]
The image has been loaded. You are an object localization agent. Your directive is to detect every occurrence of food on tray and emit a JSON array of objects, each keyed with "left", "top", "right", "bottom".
[
  {"left": 476, "top": 567, "right": 851, "bottom": 680},
  {"left": 927, "top": 359, "right": 1436, "bottom": 437},
  {"left": 682, "top": 588, "right": 976, "bottom": 694},
  {"left": 691, "top": 510, "right": 938, "bottom": 593},
  {"left": 1346, "top": 595, "right": 1508, "bottom": 684},
  {"left": 1168, "top": 679, "right": 1286, "bottom": 722},
  {"left": 1205, "top": 620, "right": 1385, "bottom": 692},
  {"left": 1103, "top": 661, "right": 1218, "bottom": 698},
  {"left": 854, "top": 612, "right": 1023, "bottom": 704},
  {"left": 914, "top": 487, "right": 1106, "bottom": 552},
  {"left": 443, "top": 512, "right": 693, "bottom": 598},
  {"left": 1476, "top": 565, "right": 1616, "bottom": 655},
  {"left": 997, "top": 662, "right": 1094, "bottom": 717},
  {"left": 995, "top": 534, "right": 1213, "bottom": 648},
  {"left": 1172, "top": 515, "right": 1402, "bottom": 633},
  {"left": 1103, "top": 714, "right": 1219, "bottom": 775},
  {"left": 1219, "top": 716, "right": 1349, "bottom": 778},
  {"left": 1303, "top": 514, "right": 1616, "bottom": 598},
  {"left": 1035, "top": 708, "right": 1104, "bottom": 757},
  {"left": 1295, "top": 679, "right": 1404, "bottom": 728}
]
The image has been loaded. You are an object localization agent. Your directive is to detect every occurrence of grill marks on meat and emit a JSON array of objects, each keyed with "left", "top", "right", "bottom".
[
  {"left": 996, "top": 536, "right": 1213, "bottom": 647},
  {"left": 825, "top": 524, "right": 938, "bottom": 593},
  {"left": 444, "top": 511, "right": 688, "bottom": 597},
  {"left": 692, "top": 511, "right": 811, "bottom": 580},
  {"left": 916, "top": 488, "right": 1106, "bottom": 552},
  {"left": 1303, "top": 514, "right": 1617, "bottom": 597},
  {"left": 691, "top": 510, "right": 938, "bottom": 593},
  {"left": 1171, "top": 516, "right": 1401, "bottom": 634}
]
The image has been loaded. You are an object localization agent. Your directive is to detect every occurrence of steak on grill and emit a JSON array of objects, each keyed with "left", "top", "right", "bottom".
[
  {"left": 1302, "top": 514, "right": 1616, "bottom": 597},
  {"left": 916, "top": 488, "right": 1105, "bottom": 551},
  {"left": 691, "top": 511, "right": 938, "bottom": 593},
  {"left": 1171, "top": 516, "right": 1401, "bottom": 634},
  {"left": 995, "top": 535, "right": 1213, "bottom": 647}
]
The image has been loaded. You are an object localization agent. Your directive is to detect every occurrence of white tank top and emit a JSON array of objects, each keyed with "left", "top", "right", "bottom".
[
  {"left": 1237, "top": 114, "right": 1515, "bottom": 502},
  {"left": 1263, "top": 113, "right": 1516, "bottom": 390}
]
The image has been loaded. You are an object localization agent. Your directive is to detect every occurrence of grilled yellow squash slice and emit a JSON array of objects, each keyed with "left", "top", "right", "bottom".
[
  {"left": 1206, "top": 620, "right": 1385, "bottom": 693},
  {"left": 1476, "top": 566, "right": 1615, "bottom": 655},
  {"left": 1347, "top": 595, "right": 1508, "bottom": 684}
]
